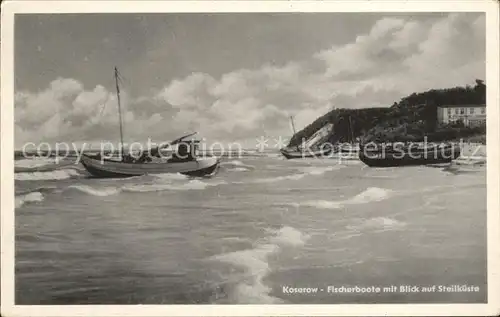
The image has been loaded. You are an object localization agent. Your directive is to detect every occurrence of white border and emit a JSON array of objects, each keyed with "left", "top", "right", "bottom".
[{"left": 1, "top": 1, "right": 499, "bottom": 316}]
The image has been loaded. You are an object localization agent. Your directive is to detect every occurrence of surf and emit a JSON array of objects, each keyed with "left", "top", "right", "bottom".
[
  {"left": 293, "top": 187, "right": 393, "bottom": 210},
  {"left": 251, "top": 165, "right": 341, "bottom": 184},
  {"left": 15, "top": 168, "right": 82, "bottom": 181},
  {"left": 209, "top": 226, "right": 309, "bottom": 304},
  {"left": 346, "top": 217, "right": 406, "bottom": 232},
  {"left": 221, "top": 160, "right": 255, "bottom": 169},
  {"left": 221, "top": 160, "right": 256, "bottom": 172},
  {"left": 14, "top": 157, "right": 58, "bottom": 169},
  {"left": 67, "top": 184, "right": 122, "bottom": 197},
  {"left": 65, "top": 175, "right": 226, "bottom": 197},
  {"left": 122, "top": 179, "right": 218, "bottom": 192},
  {"left": 15, "top": 191, "right": 44, "bottom": 208}
]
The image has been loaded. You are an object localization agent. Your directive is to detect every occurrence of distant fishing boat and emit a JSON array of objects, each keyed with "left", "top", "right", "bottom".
[
  {"left": 358, "top": 142, "right": 462, "bottom": 167},
  {"left": 80, "top": 67, "right": 220, "bottom": 178},
  {"left": 280, "top": 117, "right": 334, "bottom": 159},
  {"left": 280, "top": 146, "right": 333, "bottom": 159},
  {"left": 331, "top": 115, "right": 360, "bottom": 159}
]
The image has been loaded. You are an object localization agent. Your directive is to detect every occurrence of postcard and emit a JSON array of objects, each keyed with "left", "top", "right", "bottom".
[{"left": 1, "top": 1, "right": 499, "bottom": 316}]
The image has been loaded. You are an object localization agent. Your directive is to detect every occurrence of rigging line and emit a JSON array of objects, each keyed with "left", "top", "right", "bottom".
[
  {"left": 117, "top": 74, "right": 133, "bottom": 97},
  {"left": 117, "top": 73, "right": 126, "bottom": 86},
  {"left": 116, "top": 69, "right": 132, "bottom": 87},
  {"left": 97, "top": 96, "right": 110, "bottom": 118},
  {"left": 84, "top": 97, "right": 108, "bottom": 128}
]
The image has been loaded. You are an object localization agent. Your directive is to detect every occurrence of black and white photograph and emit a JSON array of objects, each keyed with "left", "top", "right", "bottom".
[{"left": 1, "top": 1, "right": 499, "bottom": 316}]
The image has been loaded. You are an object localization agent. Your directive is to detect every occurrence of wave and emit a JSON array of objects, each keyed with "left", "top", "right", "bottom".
[
  {"left": 346, "top": 217, "right": 406, "bottom": 232},
  {"left": 210, "top": 226, "right": 308, "bottom": 304},
  {"left": 16, "top": 185, "right": 59, "bottom": 195},
  {"left": 350, "top": 187, "right": 392, "bottom": 204},
  {"left": 221, "top": 160, "right": 255, "bottom": 169},
  {"left": 152, "top": 173, "right": 189, "bottom": 181},
  {"left": 227, "top": 167, "right": 251, "bottom": 172},
  {"left": 15, "top": 191, "right": 44, "bottom": 208},
  {"left": 253, "top": 173, "right": 306, "bottom": 183},
  {"left": 67, "top": 184, "right": 122, "bottom": 197},
  {"left": 268, "top": 226, "right": 309, "bottom": 247},
  {"left": 123, "top": 179, "right": 220, "bottom": 192},
  {"left": 298, "top": 166, "right": 338, "bottom": 175},
  {"left": 15, "top": 168, "right": 82, "bottom": 181},
  {"left": 291, "top": 200, "right": 342, "bottom": 209},
  {"left": 14, "top": 157, "right": 57, "bottom": 169},
  {"left": 68, "top": 178, "right": 225, "bottom": 197},
  {"left": 252, "top": 166, "right": 339, "bottom": 184},
  {"left": 293, "top": 187, "right": 393, "bottom": 210}
]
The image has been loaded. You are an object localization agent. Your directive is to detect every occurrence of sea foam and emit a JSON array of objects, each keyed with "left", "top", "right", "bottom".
[
  {"left": 123, "top": 179, "right": 214, "bottom": 192},
  {"left": 294, "top": 187, "right": 393, "bottom": 210},
  {"left": 227, "top": 167, "right": 251, "bottom": 172},
  {"left": 67, "top": 184, "right": 122, "bottom": 197},
  {"left": 15, "top": 191, "right": 44, "bottom": 208},
  {"left": 252, "top": 166, "right": 339, "bottom": 184},
  {"left": 15, "top": 169, "right": 81, "bottom": 181},
  {"left": 152, "top": 173, "right": 189, "bottom": 181},
  {"left": 210, "top": 226, "right": 308, "bottom": 304},
  {"left": 15, "top": 157, "right": 57, "bottom": 169},
  {"left": 221, "top": 160, "right": 256, "bottom": 170},
  {"left": 346, "top": 217, "right": 406, "bottom": 232}
]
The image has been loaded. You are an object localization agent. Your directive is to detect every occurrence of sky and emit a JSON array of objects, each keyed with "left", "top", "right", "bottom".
[{"left": 14, "top": 12, "right": 485, "bottom": 149}]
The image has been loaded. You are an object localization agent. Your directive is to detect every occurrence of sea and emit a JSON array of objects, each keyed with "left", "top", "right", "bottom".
[{"left": 14, "top": 151, "right": 487, "bottom": 304}]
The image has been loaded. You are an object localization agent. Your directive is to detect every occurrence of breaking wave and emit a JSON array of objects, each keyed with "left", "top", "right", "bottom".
[
  {"left": 350, "top": 187, "right": 392, "bottom": 204},
  {"left": 210, "top": 226, "right": 308, "bottom": 304},
  {"left": 152, "top": 173, "right": 189, "bottom": 181},
  {"left": 292, "top": 187, "right": 393, "bottom": 210},
  {"left": 227, "top": 167, "right": 251, "bottom": 172},
  {"left": 67, "top": 185, "right": 122, "bottom": 197},
  {"left": 123, "top": 179, "right": 220, "bottom": 192},
  {"left": 66, "top": 177, "right": 225, "bottom": 197},
  {"left": 15, "top": 157, "right": 58, "bottom": 169},
  {"left": 298, "top": 166, "right": 338, "bottom": 175},
  {"left": 15, "top": 191, "right": 44, "bottom": 208},
  {"left": 15, "top": 169, "right": 82, "bottom": 181},
  {"left": 252, "top": 166, "right": 340, "bottom": 184},
  {"left": 346, "top": 217, "right": 406, "bottom": 232},
  {"left": 253, "top": 173, "right": 306, "bottom": 183},
  {"left": 221, "top": 160, "right": 255, "bottom": 170}
]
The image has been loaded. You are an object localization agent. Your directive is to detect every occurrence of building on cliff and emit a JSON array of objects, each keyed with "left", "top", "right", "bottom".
[{"left": 437, "top": 104, "right": 486, "bottom": 127}]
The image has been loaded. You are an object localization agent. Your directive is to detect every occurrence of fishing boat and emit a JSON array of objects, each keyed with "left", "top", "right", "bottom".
[
  {"left": 80, "top": 67, "right": 220, "bottom": 178},
  {"left": 280, "top": 146, "right": 333, "bottom": 159},
  {"left": 339, "top": 115, "right": 359, "bottom": 153},
  {"left": 280, "top": 117, "right": 335, "bottom": 159},
  {"left": 80, "top": 152, "right": 219, "bottom": 178},
  {"left": 358, "top": 142, "right": 462, "bottom": 167},
  {"left": 331, "top": 115, "right": 360, "bottom": 160}
]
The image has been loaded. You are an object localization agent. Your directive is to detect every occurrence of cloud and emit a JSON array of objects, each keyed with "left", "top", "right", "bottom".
[
  {"left": 14, "top": 78, "right": 163, "bottom": 146},
  {"left": 14, "top": 13, "right": 485, "bottom": 148}
]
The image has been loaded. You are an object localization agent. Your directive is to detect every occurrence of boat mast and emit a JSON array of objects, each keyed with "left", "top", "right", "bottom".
[
  {"left": 114, "top": 67, "right": 125, "bottom": 158},
  {"left": 348, "top": 115, "right": 354, "bottom": 143},
  {"left": 290, "top": 116, "right": 297, "bottom": 135}
]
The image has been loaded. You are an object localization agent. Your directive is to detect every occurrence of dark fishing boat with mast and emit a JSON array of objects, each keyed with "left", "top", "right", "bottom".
[
  {"left": 80, "top": 67, "right": 220, "bottom": 178},
  {"left": 336, "top": 114, "right": 359, "bottom": 155},
  {"left": 358, "top": 124, "right": 462, "bottom": 167},
  {"left": 358, "top": 142, "right": 462, "bottom": 167}
]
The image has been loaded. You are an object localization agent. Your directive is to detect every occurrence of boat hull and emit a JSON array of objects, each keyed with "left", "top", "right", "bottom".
[
  {"left": 358, "top": 144, "right": 462, "bottom": 167},
  {"left": 80, "top": 154, "right": 220, "bottom": 178},
  {"left": 280, "top": 147, "right": 332, "bottom": 159}
]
